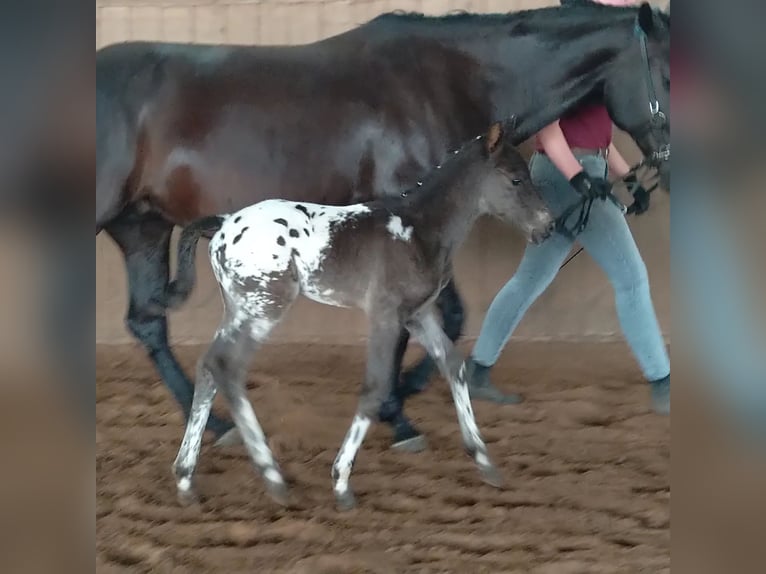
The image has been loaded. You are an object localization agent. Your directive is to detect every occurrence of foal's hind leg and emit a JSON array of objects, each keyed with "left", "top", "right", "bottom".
[
  {"left": 407, "top": 308, "right": 502, "bottom": 488},
  {"left": 172, "top": 358, "right": 219, "bottom": 506},
  {"left": 106, "top": 212, "right": 234, "bottom": 440},
  {"left": 176, "top": 322, "right": 289, "bottom": 506},
  {"left": 399, "top": 279, "right": 464, "bottom": 396},
  {"left": 332, "top": 314, "right": 403, "bottom": 510}
]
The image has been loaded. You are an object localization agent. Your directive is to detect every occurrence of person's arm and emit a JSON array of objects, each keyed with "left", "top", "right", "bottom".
[
  {"left": 607, "top": 142, "right": 631, "bottom": 179},
  {"left": 537, "top": 120, "right": 585, "bottom": 180},
  {"left": 537, "top": 120, "right": 610, "bottom": 200},
  {"left": 608, "top": 141, "right": 651, "bottom": 214}
]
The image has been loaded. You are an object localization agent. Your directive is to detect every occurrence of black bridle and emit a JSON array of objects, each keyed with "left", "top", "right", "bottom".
[{"left": 556, "top": 14, "right": 670, "bottom": 270}]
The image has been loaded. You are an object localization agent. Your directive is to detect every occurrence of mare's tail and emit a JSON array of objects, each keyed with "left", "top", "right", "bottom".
[{"left": 163, "top": 215, "right": 226, "bottom": 310}]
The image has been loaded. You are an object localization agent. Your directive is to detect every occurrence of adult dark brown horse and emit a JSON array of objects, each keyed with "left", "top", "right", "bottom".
[{"left": 96, "top": 2, "right": 670, "bottom": 449}]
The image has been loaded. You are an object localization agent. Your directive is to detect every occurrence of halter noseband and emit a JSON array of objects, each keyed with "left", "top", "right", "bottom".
[{"left": 634, "top": 15, "right": 670, "bottom": 169}]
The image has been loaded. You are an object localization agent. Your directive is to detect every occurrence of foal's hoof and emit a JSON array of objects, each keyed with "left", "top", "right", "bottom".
[
  {"left": 265, "top": 479, "right": 290, "bottom": 507},
  {"left": 335, "top": 490, "right": 357, "bottom": 512},
  {"left": 176, "top": 479, "right": 201, "bottom": 508},
  {"left": 392, "top": 435, "right": 428, "bottom": 453},
  {"left": 479, "top": 465, "right": 504, "bottom": 489},
  {"left": 214, "top": 427, "right": 242, "bottom": 447}
]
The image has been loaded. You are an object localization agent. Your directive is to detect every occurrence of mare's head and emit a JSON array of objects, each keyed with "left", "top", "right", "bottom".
[
  {"left": 477, "top": 121, "right": 554, "bottom": 245},
  {"left": 600, "top": 2, "right": 671, "bottom": 189}
]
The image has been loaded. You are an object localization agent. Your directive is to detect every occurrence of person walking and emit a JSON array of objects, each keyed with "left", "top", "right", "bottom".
[{"left": 466, "top": 0, "right": 670, "bottom": 415}]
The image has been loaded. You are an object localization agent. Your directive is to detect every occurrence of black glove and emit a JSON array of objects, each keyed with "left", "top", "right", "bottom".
[
  {"left": 625, "top": 174, "right": 651, "bottom": 215},
  {"left": 569, "top": 171, "right": 611, "bottom": 201}
]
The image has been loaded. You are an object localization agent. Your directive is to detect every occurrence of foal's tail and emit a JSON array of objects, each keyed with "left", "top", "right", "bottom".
[{"left": 162, "top": 215, "right": 226, "bottom": 310}]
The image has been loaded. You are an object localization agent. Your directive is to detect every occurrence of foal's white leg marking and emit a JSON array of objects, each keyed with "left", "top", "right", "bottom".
[
  {"left": 332, "top": 414, "right": 372, "bottom": 495},
  {"left": 172, "top": 366, "right": 217, "bottom": 499},
  {"left": 386, "top": 215, "right": 414, "bottom": 242},
  {"left": 410, "top": 310, "right": 499, "bottom": 484},
  {"left": 451, "top": 361, "right": 484, "bottom": 453},
  {"left": 233, "top": 394, "right": 283, "bottom": 482}
]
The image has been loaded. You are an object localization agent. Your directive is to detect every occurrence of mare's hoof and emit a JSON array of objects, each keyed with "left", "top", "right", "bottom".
[
  {"left": 391, "top": 418, "right": 427, "bottom": 453},
  {"left": 479, "top": 464, "right": 504, "bottom": 489},
  {"left": 392, "top": 434, "right": 428, "bottom": 453},
  {"left": 335, "top": 490, "right": 357, "bottom": 512},
  {"left": 214, "top": 427, "right": 242, "bottom": 447},
  {"left": 265, "top": 479, "right": 290, "bottom": 507}
]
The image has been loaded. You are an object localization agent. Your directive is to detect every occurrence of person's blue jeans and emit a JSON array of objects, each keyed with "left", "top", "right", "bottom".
[{"left": 471, "top": 151, "right": 671, "bottom": 382}]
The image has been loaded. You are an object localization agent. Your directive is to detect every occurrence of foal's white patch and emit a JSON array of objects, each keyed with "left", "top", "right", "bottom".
[
  {"left": 264, "top": 467, "right": 284, "bottom": 484},
  {"left": 386, "top": 215, "right": 413, "bottom": 242},
  {"left": 178, "top": 477, "right": 192, "bottom": 492},
  {"left": 209, "top": 199, "right": 371, "bottom": 313}
]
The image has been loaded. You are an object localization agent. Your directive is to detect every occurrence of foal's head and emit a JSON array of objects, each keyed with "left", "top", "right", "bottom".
[{"left": 477, "top": 122, "right": 554, "bottom": 245}]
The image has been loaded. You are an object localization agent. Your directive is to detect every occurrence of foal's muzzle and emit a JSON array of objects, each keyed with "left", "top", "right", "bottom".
[{"left": 527, "top": 211, "right": 556, "bottom": 245}]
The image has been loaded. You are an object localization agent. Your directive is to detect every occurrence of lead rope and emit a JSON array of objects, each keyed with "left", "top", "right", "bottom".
[{"left": 557, "top": 162, "right": 660, "bottom": 271}]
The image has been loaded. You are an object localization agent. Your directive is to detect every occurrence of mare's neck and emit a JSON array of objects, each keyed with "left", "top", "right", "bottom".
[{"left": 367, "top": 8, "right": 636, "bottom": 140}]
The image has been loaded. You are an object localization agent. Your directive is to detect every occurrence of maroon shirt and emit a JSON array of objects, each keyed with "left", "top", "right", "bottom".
[{"left": 535, "top": 103, "right": 613, "bottom": 151}]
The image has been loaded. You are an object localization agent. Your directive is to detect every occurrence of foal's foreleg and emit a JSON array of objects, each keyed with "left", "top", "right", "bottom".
[
  {"left": 400, "top": 279, "right": 465, "bottom": 396},
  {"left": 407, "top": 309, "right": 502, "bottom": 488},
  {"left": 332, "top": 316, "right": 402, "bottom": 510}
]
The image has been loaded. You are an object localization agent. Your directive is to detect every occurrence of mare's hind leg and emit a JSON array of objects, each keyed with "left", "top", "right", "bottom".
[
  {"left": 399, "top": 279, "right": 464, "bottom": 397},
  {"left": 332, "top": 313, "right": 403, "bottom": 510},
  {"left": 407, "top": 307, "right": 502, "bottom": 488},
  {"left": 106, "top": 211, "right": 234, "bottom": 441},
  {"left": 378, "top": 329, "right": 428, "bottom": 452}
]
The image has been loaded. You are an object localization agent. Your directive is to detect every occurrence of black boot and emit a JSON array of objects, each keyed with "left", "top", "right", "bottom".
[
  {"left": 465, "top": 358, "right": 524, "bottom": 404},
  {"left": 649, "top": 374, "right": 670, "bottom": 415}
]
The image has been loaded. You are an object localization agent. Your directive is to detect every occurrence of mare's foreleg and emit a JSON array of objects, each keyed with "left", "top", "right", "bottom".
[
  {"left": 377, "top": 328, "right": 428, "bottom": 452},
  {"left": 106, "top": 212, "right": 235, "bottom": 442}
]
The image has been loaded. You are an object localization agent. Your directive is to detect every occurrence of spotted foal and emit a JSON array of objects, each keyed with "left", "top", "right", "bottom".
[{"left": 167, "top": 120, "right": 554, "bottom": 510}]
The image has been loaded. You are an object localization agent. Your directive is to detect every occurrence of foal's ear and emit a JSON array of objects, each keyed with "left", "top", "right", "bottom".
[
  {"left": 637, "top": 2, "right": 656, "bottom": 35},
  {"left": 484, "top": 122, "right": 504, "bottom": 155}
]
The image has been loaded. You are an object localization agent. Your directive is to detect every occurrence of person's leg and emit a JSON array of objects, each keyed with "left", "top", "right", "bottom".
[
  {"left": 574, "top": 157, "right": 670, "bottom": 413},
  {"left": 467, "top": 152, "right": 577, "bottom": 402}
]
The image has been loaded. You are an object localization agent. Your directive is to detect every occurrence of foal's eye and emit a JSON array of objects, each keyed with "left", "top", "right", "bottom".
[{"left": 511, "top": 178, "right": 522, "bottom": 186}]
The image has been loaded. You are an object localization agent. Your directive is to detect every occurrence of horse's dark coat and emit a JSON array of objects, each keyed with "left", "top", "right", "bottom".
[{"left": 96, "top": 3, "right": 670, "bottom": 443}]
